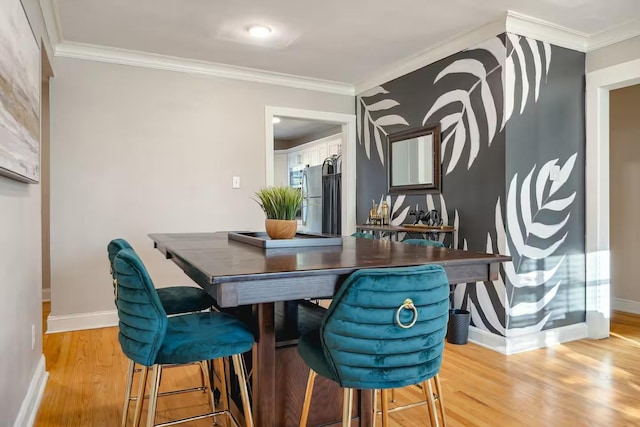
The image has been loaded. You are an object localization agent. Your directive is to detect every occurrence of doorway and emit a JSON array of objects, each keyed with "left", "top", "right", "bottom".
[
  {"left": 41, "top": 42, "right": 54, "bottom": 330},
  {"left": 264, "top": 107, "right": 356, "bottom": 235},
  {"left": 585, "top": 58, "right": 640, "bottom": 338}
]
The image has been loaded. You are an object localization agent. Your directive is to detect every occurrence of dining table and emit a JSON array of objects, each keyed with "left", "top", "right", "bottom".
[{"left": 149, "top": 231, "right": 511, "bottom": 427}]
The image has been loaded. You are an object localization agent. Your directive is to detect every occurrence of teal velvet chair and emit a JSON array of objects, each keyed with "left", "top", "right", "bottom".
[
  {"left": 113, "top": 248, "right": 255, "bottom": 427},
  {"left": 107, "top": 239, "right": 215, "bottom": 315},
  {"left": 297, "top": 265, "right": 450, "bottom": 427},
  {"left": 403, "top": 238, "right": 445, "bottom": 248},
  {"left": 351, "top": 231, "right": 376, "bottom": 239}
]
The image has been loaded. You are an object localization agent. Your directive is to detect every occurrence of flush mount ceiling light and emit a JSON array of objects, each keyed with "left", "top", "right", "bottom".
[
  {"left": 272, "top": 117, "right": 281, "bottom": 124},
  {"left": 247, "top": 25, "right": 272, "bottom": 38}
]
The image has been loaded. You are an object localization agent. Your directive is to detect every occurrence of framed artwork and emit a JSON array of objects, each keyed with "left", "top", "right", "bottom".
[{"left": 0, "top": 0, "right": 40, "bottom": 183}]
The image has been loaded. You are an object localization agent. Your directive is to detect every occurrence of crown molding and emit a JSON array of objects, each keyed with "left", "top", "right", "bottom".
[
  {"left": 39, "top": 0, "right": 63, "bottom": 48},
  {"left": 355, "top": 16, "right": 506, "bottom": 94},
  {"left": 55, "top": 42, "right": 356, "bottom": 96},
  {"left": 587, "top": 19, "right": 640, "bottom": 51},
  {"left": 505, "top": 10, "right": 589, "bottom": 52}
]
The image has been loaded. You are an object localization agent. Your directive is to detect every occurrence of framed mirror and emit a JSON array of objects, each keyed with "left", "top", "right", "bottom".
[{"left": 387, "top": 125, "right": 441, "bottom": 194}]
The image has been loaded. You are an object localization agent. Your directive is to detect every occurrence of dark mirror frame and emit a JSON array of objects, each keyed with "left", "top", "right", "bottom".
[{"left": 387, "top": 125, "right": 441, "bottom": 194}]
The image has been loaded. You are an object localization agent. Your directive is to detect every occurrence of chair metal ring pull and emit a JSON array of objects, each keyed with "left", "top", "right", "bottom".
[{"left": 395, "top": 298, "right": 418, "bottom": 329}]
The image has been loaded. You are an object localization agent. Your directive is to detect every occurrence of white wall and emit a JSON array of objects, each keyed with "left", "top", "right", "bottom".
[
  {"left": 610, "top": 84, "right": 640, "bottom": 310},
  {"left": 586, "top": 35, "right": 640, "bottom": 73},
  {"left": 0, "top": 0, "right": 53, "bottom": 424},
  {"left": 49, "top": 57, "right": 354, "bottom": 317}
]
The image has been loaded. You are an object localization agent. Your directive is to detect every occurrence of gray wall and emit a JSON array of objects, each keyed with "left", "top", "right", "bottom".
[
  {"left": 0, "top": 0, "right": 54, "bottom": 424},
  {"left": 610, "top": 84, "right": 640, "bottom": 307},
  {"left": 356, "top": 33, "right": 586, "bottom": 337},
  {"left": 49, "top": 57, "right": 353, "bottom": 317},
  {"left": 586, "top": 35, "right": 640, "bottom": 73}
]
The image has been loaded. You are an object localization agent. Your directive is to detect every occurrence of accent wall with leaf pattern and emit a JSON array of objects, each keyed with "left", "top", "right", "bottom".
[{"left": 356, "top": 33, "right": 585, "bottom": 338}]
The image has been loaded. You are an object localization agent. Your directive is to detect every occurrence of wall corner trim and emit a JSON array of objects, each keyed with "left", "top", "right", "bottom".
[
  {"left": 13, "top": 355, "right": 48, "bottom": 427},
  {"left": 505, "top": 10, "right": 589, "bottom": 52},
  {"left": 54, "top": 42, "right": 355, "bottom": 96},
  {"left": 469, "top": 323, "right": 589, "bottom": 355},
  {"left": 47, "top": 309, "right": 118, "bottom": 333},
  {"left": 39, "top": 0, "right": 63, "bottom": 49},
  {"left": 587, "top": 19, "right": 640, "bottom": 52}
]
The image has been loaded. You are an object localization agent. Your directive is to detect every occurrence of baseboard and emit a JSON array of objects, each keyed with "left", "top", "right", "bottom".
[
  {"left": 41, "top": 288, "right": 51, "bottom": 302},
  {"left": 468, "top": 322, "right": 589, "bottom": 355},
  {"left": 47, "top": 309, "right": 118, "bottom": 333},
  {"left": 13, "top": 355, "right": 48, "bottom": 427},
  {"left": 612, "top": 298, "right": 640, "bottom": 315},
  {"left": 468, "top": 326, "right": 508, "bottom": 353}
]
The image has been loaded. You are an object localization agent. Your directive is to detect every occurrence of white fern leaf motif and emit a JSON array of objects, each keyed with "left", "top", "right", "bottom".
[
  {"left": 389, "top": 194, "right": 410, "bottom": 226},
  {"left": 422, "top": 37, "right": 505, "bottom": 175},
  {"left": 358, "top": 87, "right": 408, "bottom": 165},
  {"left": 497, "top": 154, "right": 577, "bottom": 335},
  {"left": 503, "top": 34, "right": 552, "bottom": 128}
]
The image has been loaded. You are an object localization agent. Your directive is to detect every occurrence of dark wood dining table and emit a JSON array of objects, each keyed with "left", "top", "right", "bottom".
[{"left": 149, "top": 232, "right": 510, "bottom": 427}]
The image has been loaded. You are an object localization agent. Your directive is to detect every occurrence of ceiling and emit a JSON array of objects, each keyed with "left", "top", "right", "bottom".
[
  {"left": 55, "top": 0, "right": 640, "bottom": 84},
  {"left": 273, "top": 117, "right": 338, "bottom": 141}
]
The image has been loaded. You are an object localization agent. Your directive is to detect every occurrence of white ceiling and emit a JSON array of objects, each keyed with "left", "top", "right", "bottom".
[
  {"left": 55, "top": 0, "right": 640, "bottom": 84},
  {"left": 274, "top": 118, "right": 338, "bottom": 141}
]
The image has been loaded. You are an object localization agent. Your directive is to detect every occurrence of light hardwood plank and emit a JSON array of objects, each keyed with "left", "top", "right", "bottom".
[{"left": 35, "top": 307, "right": 640, "bottom": 426}]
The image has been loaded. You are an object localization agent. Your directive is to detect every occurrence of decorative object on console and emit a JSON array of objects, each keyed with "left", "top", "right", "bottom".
[
  {"left": 409, "top": 209, "right": 443, "bottom": 226},
  {"left": 254, "top": 185, "right": 303, "bottom": 239}
]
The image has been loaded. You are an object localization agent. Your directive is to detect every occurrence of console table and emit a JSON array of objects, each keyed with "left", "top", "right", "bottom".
[{"left": 355, "top": 224, "right": 455, "bottom": 241}]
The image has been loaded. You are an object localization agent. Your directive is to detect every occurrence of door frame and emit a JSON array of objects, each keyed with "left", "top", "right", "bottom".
[
  {"left": 585, "top": 58, "right": 640, "bottom": 338},
  {"left": 265, "top": 106, "right": 357, "bottom": 235}
]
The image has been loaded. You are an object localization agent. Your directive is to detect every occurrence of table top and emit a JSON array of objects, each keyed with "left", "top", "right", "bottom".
[
  {"left": 356, "top": 224, "right": 456, "bottom": 233},
  {"left": 150, "top": 232, "right": 509, "bottom": 285}
]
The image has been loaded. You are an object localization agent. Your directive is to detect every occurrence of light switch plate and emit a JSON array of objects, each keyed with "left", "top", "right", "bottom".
[
  {"left": 232, "top": 176, "right": 241, "bottom": 189},
  {"left": 549, "top": 165, "right": 561, "bottom": 181}
]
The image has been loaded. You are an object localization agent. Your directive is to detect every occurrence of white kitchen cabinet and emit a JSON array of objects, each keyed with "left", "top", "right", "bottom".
[
  {"left": 274, "top": 152, "right": 289, "bottom": 186},
  {"left": 328, "top": 138, "right": 342, "bottom": 156},
  {"left": 318, "top": 145, "right": 328, "bottom": 163}
]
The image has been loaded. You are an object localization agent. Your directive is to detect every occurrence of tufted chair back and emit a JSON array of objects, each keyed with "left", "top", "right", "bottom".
[
  {"left": 403, "top": 238, "right": 445, "bottom": 248},
  {"left": 319, "top": 265, "right": 449, "bottom": 389},
  {"left": 107, "top": 238, "right": 134, "bottom": 278},
  {"left": 113, "top": 248, "right": 168, "bottom": 367}
]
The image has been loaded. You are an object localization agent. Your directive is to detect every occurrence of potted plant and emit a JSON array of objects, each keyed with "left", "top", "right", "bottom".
[{"left": 255, "top": 185, "right": 304, "bottom": 239}]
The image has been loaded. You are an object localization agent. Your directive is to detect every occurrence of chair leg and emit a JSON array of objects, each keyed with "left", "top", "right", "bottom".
[
  {"left": 342, "top": 388, "right": 353, "bottom": 427},
  {"left": 299, "top": 369, "right": 317, "bottom": 427},
  {"left": 434, "top": 374, "right": 447, "bottom": 427},
  {"left": 423, "top": 379, "right": 439, "bottom": 427},
  {"left": 146, "top": 365, "right": 162, "bottom": 427},
  {"left": 391, "top": 388, "right": 396, "bottom": 403},
  {"left": 380, "top": 389, "right": 389, "bottom": 427},
  {"left": 371, "top": 389, "right": 378, "bottom": 427},
  {"left": 232, "top": 354, "right": 254, "bottom": 427},
  {"left": 198, "top": 360, "right": 208, "bottom": 394},
  {"left": 200, "top": 361, "right": 218, "bottom": 425},
  {"left": 122, "top": 360, "right": 136, "bottom": 427},
  {"left": 215, "top": 357, "right": 229, "bottom": 412},
  {"left": 132, "top": 366, "right": 148, "bottom": 427}
]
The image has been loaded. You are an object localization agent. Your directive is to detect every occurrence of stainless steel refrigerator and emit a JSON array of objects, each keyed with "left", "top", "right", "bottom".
[
  {"left": 301, "top": 156, "right": 341, "bottom": 234},
  {"left": 301, "top": 165, "right": 323, "bottom": 233}
]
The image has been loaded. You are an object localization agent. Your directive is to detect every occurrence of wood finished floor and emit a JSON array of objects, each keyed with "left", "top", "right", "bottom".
[{"left": 36, "top": 305, "right": 640, "bottom": 426}]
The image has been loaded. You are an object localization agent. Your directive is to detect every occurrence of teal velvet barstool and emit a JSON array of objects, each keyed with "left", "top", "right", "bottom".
[
  {"left": 297, "top": 265, "right": 450, "bottom": 427},
  {"left": 108, "top": 239, "right": 216, "bottom": 314},
  {"left": 108, "top": 239, "right": 219, "bottom": 426},
  {"left": 113, "top": 248, "right": 255, "bottom": 427},
  {"left": 351, "top": 231, "right": 376, "bottom": 239},
  {"left": 403, "top": 238, "right": 445, "bottom": 248}
]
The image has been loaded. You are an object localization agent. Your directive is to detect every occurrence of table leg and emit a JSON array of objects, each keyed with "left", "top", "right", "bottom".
[{"left": 253, "top": 302, "right": 276, "bottom": 427}]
